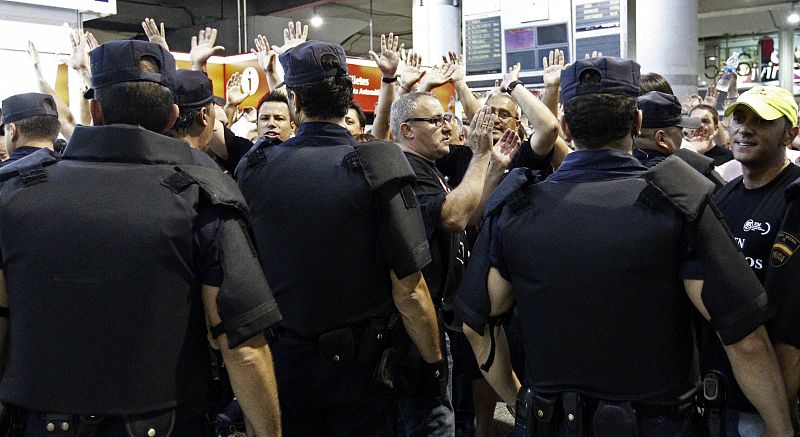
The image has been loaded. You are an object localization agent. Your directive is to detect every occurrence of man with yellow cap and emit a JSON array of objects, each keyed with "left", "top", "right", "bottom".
[{"left": 698, "top": 85, "right": 800, "bottom": 436}]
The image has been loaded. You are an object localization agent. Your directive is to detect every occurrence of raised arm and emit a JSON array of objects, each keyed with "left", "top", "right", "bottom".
[
  {"left": 368, "top": 33, "right": 402, "bottom": 139},
  {"left": 190, "top": 27, "right": 225, "bottom": 72},
  {"left": 499, "top": 63, "right": 561, "bottom": 160},
  {"left": 252, "top": 34, "right": 284, "bottom": 94},
  {"left": 28, "top": 40, "right": 77, "bottom": 139},
  {"left": 142, "top": 18, "right": 169, "bottom": 51},
  {"left": 540, "top": 49, "right": 564, "bottom": 118},
  {"left": 438, "top": 107, "right": 496, "bottom": 231},
  {"left": 445, "top": 51, "right": 480, "bottom": 120},
  {"left": 473, "top": 129, "right": 520, "bottom": 223},
  {"left": 224, "top": 72, "right": 247, "bottom": 128},
  {"left": 396, "top": 48, "right": 424, "bottom": 97}
]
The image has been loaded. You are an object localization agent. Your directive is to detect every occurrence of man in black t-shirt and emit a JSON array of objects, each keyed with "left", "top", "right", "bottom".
[
  {"left": 389, "top": 91, "right": 524, "bottom": 436},
  {"left": 701, "top": 85, "right": 800, "bottom": 436}
]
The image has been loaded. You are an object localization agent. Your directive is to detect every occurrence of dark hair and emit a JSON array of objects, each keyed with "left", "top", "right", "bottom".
[
  {"left": 170, "top": 104, "right": 211, "bottom": 137},
  {"left": 53, "top": 138, "right": 67, "bottom": 153},
  {"left": 287, "top": 54, "right": 352, "bottom": 119},
  {"left": 257, "top": 91, "right": 290, "bottom": 115},
  {"left": 94, "top": 57, "right": 175, "bottom": 132},
  {"left": 348, "top": 102, "right": 366, "bottom": 128},
  {"left": 563, "top": 93, "right": 638, "bottom": 149},
  {"left": 688, "top": 104, "right": 719, "bottom": 126},
  {"left": 12, "top": 115, "right": 61, "bottom": 142},
  {"left": 639, "top": 72, "right": 674, "bottom": 95},
  {"left": 353, "top": 133, "right": 376, "bottom": 144}
]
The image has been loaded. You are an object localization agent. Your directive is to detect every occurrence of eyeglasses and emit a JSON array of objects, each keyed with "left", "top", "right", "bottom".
[
  {"left": 490, "top": 108, "right": 519, "bottom": 121},
  {"left": 404, "top": 113, "right": 454, "bottom": 127}
]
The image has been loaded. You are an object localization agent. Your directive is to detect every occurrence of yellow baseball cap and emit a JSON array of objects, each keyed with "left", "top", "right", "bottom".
[{"left": 725, "top": 85, "right": 798, "bottom": 127}]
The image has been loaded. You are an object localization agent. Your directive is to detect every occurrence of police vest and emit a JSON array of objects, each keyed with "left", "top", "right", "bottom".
[
  {"left": 492, "top": 157, "right": 711, "bottom": 401},
  {"left": 239, "top": 136, "right": 418, "bottom": 338},
  {"left": 0, "top": 128, "right": 248, "bottom": 416}
]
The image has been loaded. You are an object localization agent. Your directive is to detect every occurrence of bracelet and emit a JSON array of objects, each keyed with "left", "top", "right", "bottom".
[{"left": 382, "top": 76, "right": 398, "bottom": 84}]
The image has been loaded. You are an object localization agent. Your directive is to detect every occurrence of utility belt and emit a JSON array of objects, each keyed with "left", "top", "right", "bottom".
[
  {"left": 0, "top": 405, "right": 208, "bottom": 437},
  {"left": 269, "top": 313, "right": 409, "bottom": 389},
  {"left": 513, "top": 386, "right": 696, "bottom": 437}
]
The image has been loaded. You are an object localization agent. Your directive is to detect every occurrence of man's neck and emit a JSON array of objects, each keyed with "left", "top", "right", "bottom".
[
  {"left": 742, "top": 157, "right": 790, "bottom": 189},
  {"left": 399, "top": 143, "right": 433, "bottom": 163},
  {"left": 180, "top": 135, "right": 203, "bottom": 150},
  {"left": 14, "top": 138, "right": 54, "bottom": 151}
]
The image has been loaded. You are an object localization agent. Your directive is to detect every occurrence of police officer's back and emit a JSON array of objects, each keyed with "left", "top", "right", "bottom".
[
  {"left": 455, "top": 57, "right": 794, "bottom": 436},
  {"left": 236, "top": 41, "right": 445, "bottom": 436},
  {"left": 0, "top": 40, "right": 282, "bottom": 437}
]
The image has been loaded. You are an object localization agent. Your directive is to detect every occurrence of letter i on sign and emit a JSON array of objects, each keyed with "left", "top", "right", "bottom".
[{"left": 241, "top": 67, "right": 260, "bottom": 96}]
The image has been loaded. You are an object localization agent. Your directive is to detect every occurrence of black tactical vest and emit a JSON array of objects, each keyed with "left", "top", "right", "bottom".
[
  {"left": 238, "top": 134, "right": 403, "bottom": 338},
  {"left": 498, "top": 175, "right": 696, "bottom": 401},
  {"left": 0, "top": 125, "right": 244, "bottom": 416}
]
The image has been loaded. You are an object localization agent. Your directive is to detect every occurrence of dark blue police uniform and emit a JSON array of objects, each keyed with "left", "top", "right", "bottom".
[
  {"left": 0, "top": 146, "right": 54, "bottom": 167},
  {"left": 0, "top": 124, "right": 282, "bottom": 436},
  {"left": 237, "top": 121, "right": 431, "bottom": 436}
]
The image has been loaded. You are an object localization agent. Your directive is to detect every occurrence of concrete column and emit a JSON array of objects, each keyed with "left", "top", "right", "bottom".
[
  {"left": 635, "top": 0, "right": 698, "bottom": 100},
  {"left": 412, "top": 0, "right": 461, "bottom": 67},
  {"left": 779, "top": 27, "right": 794, "bottom": 93}
]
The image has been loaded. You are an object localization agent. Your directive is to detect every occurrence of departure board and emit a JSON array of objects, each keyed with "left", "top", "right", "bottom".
[
  {"left": 465, "top": 16, "right": 503, "bottom": 75},
  {"left": 575, "top": 0, "right": 620, "bottom": 32}
]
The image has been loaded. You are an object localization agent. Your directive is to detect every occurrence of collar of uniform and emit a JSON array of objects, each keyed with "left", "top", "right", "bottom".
[
  {"left": 293, "top": 121, "right": 355, "bottom": 145},
  {"left": 632, "top": 147, "right": 669, "bottom": 165},
  {"left": 548, "top": 148, "right": 646, "bottom": 182},
  {"left": 10, "top": 146, "right": 44, "bottom": 160},
  {"left": 63, "top": 124, "right": 195, "bottom": 165}
]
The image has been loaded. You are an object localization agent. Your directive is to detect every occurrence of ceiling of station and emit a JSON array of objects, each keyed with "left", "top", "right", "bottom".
[{"left": 82, "top": 0, "right": 800, "bottom": 57}]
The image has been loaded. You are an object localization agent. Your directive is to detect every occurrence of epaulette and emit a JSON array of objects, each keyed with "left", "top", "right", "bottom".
[
  {"left": 643, "top": 156, "right": 715, "bottom": 222},
  {"left": 484, "top": 167, "right": 541, "bottom": 219},
  {"left": 162, "top": 165, "right": 249, "bottom": 218},
  {"left": 0, "top": 148, "right": 60, "bottom": 184},
  {"left": 350, "top": 140, "right": 416, "bottom": 191}
]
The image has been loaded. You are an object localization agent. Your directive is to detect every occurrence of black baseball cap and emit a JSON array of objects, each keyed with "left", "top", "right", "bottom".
[
  {"left": 174, "top": 70, "right": 225, "bottom": 109},
  {"left": 84, "top": 40, "right": 176, "bottom": 99},
  {"left": 278, "top": 40, "right": 348, "bottom": 87},
  {"left": 1, "top": 92, "right": 59, "bottom": 124},
  {"left": 638, "top": 91, "right": 701, "bottom": 129},
  {"left": 560, "top": 57, "right": 641, "bottom": 104}
]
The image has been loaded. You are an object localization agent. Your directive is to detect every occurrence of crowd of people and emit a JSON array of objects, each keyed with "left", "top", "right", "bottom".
[{"left": 0, "top": 17, "right": 798, "bottom": 437}]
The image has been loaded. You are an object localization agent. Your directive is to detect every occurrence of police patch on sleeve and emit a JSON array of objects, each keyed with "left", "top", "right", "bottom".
[{"left": 771, "top": 231, "right": 799, "bottom": 267}]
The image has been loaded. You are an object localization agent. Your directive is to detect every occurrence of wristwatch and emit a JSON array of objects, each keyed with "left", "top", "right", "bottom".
[
  {"left": 505, "top": 80, "right": 523, "bottom": 94},
  {"left": 382, "top": 76, "right": 399, "bottom": 84}
]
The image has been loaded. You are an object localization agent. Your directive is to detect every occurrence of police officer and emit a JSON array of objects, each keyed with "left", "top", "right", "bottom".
[
  {"left": 0, "top": 92, "right": 60, "bottom": 166},
  {"left": 171, "top": 69, "right": 225, "bottom": 154},
  {"left": 236, "top": 40, "right": 445, "bottom": 436},
  {"left": 454, "top": 57, "right": 794, "bottom": 436},
  {"left": 699, "top": 85, "right": 800, "bottom": 436},
  {"left": 0, "top": 40, "right": 282, "bottom": 436}
]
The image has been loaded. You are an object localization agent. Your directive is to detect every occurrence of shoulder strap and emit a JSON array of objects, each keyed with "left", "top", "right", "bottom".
[
  {"left": 484, "top": 167, "right": 541, "bottom": 219},
  {"left": 0, "top": 148, "right": 60, "bottom": 183},
  {"left": 351, "top": 140, "right": 416, "bottom": 191},
  {"left": 162, "top": 165, "right": 249, "bottom": 219},
  {"left": 674, "top": 148, "right": 726, "bottom": 191},
  {"left": 643, "top": 156, "right": 715, "bottom": 222}
]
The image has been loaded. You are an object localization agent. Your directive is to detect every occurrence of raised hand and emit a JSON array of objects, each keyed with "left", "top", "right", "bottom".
[
  {"left": 466, "top": 106, "right": 498, "bottom": 155},
  {"left": 490, "top": 129, "right": 521, "bottom": 168},
  {"left": 542, "top": 49, "right": 565, "bottom": 87},
  {"left": 687, "top": 125, "right": 715, "bottom": 153},
  {"left": 704, "top": 84, "right": 719, "bottom": 107},
  {"left": 443, "top": 51, "right": 465, "bottom": 83},
  {"left": 226, "top": 72, "right": 247, "bottom": 106},
  {"left": 64, "top": 26, "right": 91, "bottom": 71},
  {"left": 368, "top": 33, "right": 402, "bottom": 78},
  {"left": 499, "top": 62, "right": 521, "bottom": 92},
  {"left": 27, "top": 40, "right": 41, "bottom": 72},
  {"left": 273, "top": 21, "right": 308, "bottom": 55},
  {"left": 397, "top": 48, "right": 423, "bottom": 92},
  {"left": 584, "top": 50, "right": 603, "bottom": 59},
  {"left": 252, "top": 34, "right": 278, "bottom": 73},
  {"left": 85, "top": 31, "right": 99, "bottom": 50},
  {"left": 142, "top": 18, "right": 169, "bottom": 51},
  {"left": 191, "top": 27, "right": 225, "bottom": 71},
  {"left": 420, "top": 63, "right": 457, "bottom": 91}
]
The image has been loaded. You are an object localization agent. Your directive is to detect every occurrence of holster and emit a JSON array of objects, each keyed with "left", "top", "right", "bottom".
[
  {"left": 592, "top": 400, "right": 638, "bottom": 437},
  {"left": 701, "top": 371, "right": 726, "bottom": 437},
  {"left": 513, "top": 386, "right": 534, "bottom": 437},
  {"left": 371, "top": 313, "right": 409, "bottom": 390}
]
